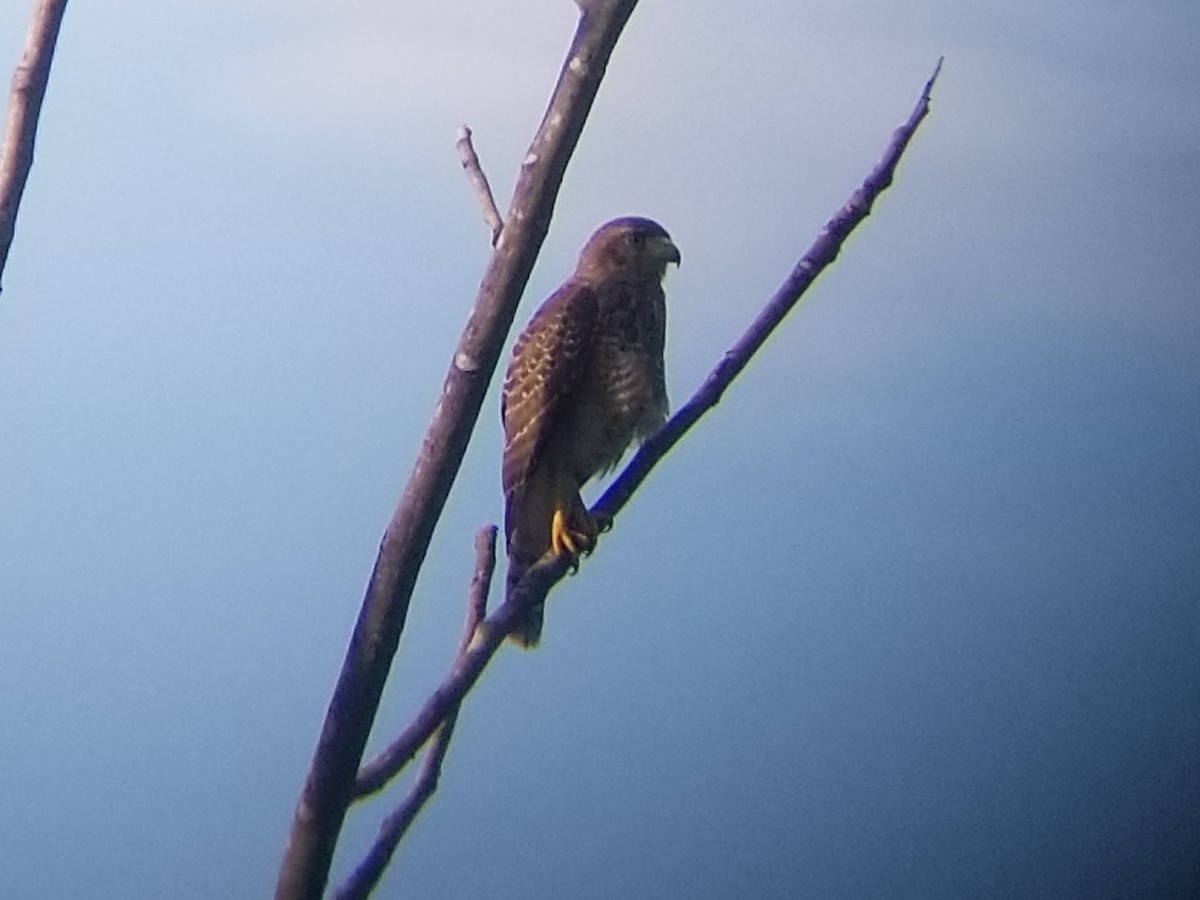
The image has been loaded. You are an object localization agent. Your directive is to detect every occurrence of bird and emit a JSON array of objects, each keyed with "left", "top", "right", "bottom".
[{"left": 501, "top": 216, "right": 681, "bottom": 647}]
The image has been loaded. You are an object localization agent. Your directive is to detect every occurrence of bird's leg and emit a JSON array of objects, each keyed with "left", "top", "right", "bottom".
[{"left": 550, "top": 505, "right": 599, "bottom": 573}]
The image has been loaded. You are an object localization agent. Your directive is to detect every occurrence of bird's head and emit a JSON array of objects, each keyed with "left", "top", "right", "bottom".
[{"left": 576, "top": 216, "right": 681, "bottom": 282}]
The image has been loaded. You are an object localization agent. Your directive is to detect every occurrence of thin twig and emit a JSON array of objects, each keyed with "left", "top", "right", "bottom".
[
  {"left": 352, "top": 58, "right": 944, "bottom": 799},
  {"left": 0, "top": 0, "right": 68, "bottom": 292},
  {"left": 334, "top": 528, "right": 496, "bottom": 900},
  {"left": 457, "top": 125, "right": 503, "bottom": 246},
  {"left": 274, "top": 4, "right": 644, "bottom": 898}
]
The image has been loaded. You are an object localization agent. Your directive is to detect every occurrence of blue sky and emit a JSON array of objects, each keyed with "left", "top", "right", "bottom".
[{"left": 0, "top": 1, "right": 1197, "bottom": 897}]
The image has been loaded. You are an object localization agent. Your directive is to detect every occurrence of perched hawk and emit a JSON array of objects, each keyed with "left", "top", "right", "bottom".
[{"left": 501, "top": 216, "right": 681, "bottom": 647}]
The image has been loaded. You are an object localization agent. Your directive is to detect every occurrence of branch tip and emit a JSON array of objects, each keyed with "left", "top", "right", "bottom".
[{"left": 456, "top": 124, "right": 504, "bottom": 246}]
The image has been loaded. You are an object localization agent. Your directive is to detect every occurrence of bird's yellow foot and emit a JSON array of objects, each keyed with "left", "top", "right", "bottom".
[{"left": 550, "top": 507, "right": 598, "bottom": 573}]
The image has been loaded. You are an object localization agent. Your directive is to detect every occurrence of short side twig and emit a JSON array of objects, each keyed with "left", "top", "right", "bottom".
[
  {"left": 334, "top": 528, "right": 497, "bottom": 900},
  {"left": 0, "top": 0, "right": 68, "bottom": 291},
  {"left": 351, "top": 58, "right": 944, "bottom": 798},
  {"left": 457, "top": 126, "right": 503, "bottom": 246}
]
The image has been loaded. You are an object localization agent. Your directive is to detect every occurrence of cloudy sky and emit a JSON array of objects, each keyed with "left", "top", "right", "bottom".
[{"left": 1, "top": 1, "right": 1197, "bottom": 897}]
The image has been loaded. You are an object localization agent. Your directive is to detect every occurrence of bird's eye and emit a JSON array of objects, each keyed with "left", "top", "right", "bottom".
[{"left": 627, "top": 232, "right": 644, "bottom": 246}]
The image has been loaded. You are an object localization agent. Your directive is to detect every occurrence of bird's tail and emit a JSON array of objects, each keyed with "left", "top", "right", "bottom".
[
  {"left": 505, "top": 555, "right": 544, "bottom": 648},
  {"left": 503, "top": 470, "right": 584, "bottom": 649}
]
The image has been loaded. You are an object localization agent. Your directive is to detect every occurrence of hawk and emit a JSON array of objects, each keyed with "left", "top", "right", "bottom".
[{"left": 501, "top": 216, "right": 681, "bottom": 647}]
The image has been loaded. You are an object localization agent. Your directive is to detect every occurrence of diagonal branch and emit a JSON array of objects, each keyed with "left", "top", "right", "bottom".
[
  {"left": 351, "top": 58, "right": 945, "bottom": 800},
  {"left": 0, "top": 0, "right": 68, "bottom": 292},
  {"left": 353, "top": 555, "right": 569, "bottom": 798},
  {"left": 595, "top": 57, "right": 945, "bottom": 521},
  {"left": 274, "top": 3, "right": 645, "bottom": 898},
  {"left": 333, "top": 528, "right": 496, "bottom": 900}
]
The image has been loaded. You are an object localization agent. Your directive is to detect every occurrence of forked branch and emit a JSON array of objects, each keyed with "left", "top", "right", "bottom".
[{"left": 351, "top": 58, "right": 945, "bottom": 801}]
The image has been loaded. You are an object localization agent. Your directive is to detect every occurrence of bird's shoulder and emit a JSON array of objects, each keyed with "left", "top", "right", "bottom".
[
  {"left": 526, "top": 277, "right": 600, "bottom": 335},
  {"left": 508, "top": 278, "right": 601, "bottom": 373}
]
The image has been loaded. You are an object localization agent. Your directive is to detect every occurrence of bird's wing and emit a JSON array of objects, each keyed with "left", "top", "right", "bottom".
[{"left": 501, "top": 279, "right": 599, "bottom": 506}]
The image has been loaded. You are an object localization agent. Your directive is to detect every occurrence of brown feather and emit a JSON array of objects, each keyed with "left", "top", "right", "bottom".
[
  {"left": 502, "top": 281, "right": 599, "bottom": 559},
  {"left": 500, "top": 217, "right": 678, "bottom": 647}
]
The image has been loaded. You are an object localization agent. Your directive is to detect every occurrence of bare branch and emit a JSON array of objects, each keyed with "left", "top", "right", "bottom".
[
  {"left": 457, "top": 126, "right": 503, "bottom": 246},
  {"left": 0, "top": 0, "right": 68, "bottom": 291},
  {"left": 353, "top": 555, "right": 567, "bottom": 798},
  {"left": 334, "top": 528, "right": 497, "bottom": 900},
  {"left": 274, "top": 4, "right": 644, "bottom": 898},
  {"left": 595, "top": 57, "right": 945, "bottom": 521},
  {"left": 462, "top": 527, "right": 496, "bottom": 642},
  {"left": 351, "top": 59, "right": 944, "bottom": 799}
]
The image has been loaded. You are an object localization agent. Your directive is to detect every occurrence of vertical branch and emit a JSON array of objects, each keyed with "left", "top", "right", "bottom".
[
  {"left": 0, "top": 0, "right": 68, "bottom": 291},
  {"left": 274, "top": 3, "right": 643, "bottom": 898}
]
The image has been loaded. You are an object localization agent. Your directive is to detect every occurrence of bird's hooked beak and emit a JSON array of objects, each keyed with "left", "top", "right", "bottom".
[{"left": 654, "top": 235, "right": 682, "bottom": 267}]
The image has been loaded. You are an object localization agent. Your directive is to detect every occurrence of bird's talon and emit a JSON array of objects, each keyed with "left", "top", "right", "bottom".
[{"left": 551, "top": 507, "right": 599, "bottom": 568}]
